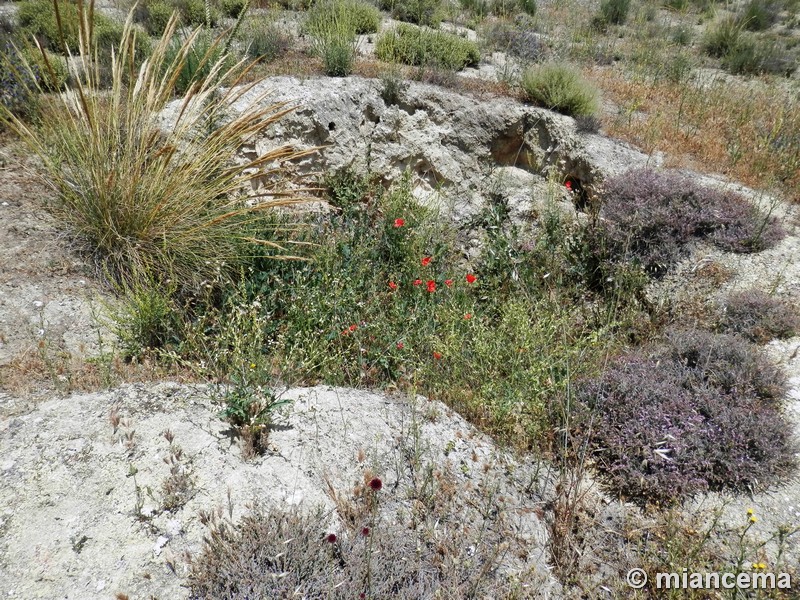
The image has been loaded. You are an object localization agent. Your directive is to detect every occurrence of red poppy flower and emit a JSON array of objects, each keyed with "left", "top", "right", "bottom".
[
  {"left": 413, "top": 279, "right": 422, "bottom": 286},
  {"left": 388, "top": 281, "right": 398, "bottom": 290},
  {"left": 396, "top": 342, "right": 404, "bottom": 349},
  {"left": 421, "top": 256, "right": 432, "bottom": 267},
  {"left": 466, "top": 273, "right": 477, "bottom": 284},
  {"left": 349, "top": 324, "right": 358, "bottom": 332},
  {"left": 394, "top": 218, "right": 405, "bottom": 228},
  {"left": 368, "top": 477, "right": 383, "bottom": 491},
  {"left": 433, "top": 351, "right": 442, "bottom": 360},
  {"left": 361, "top": 527, "right": 370, "bottom": 537},
  {"left": 565, "top": 181, "right": 572, "bottom": 191},
  {"left": 326, "top": 533, "right": 337, "bottom": 543},
  {"left": 426, "top": 280, "right": 436, "bottom": 293},
  {"left": 464, "top": 313, "right": 472, "bottom": 320},
  {"left": 444, "top": 279, "right": 453, "bottom": 287}
]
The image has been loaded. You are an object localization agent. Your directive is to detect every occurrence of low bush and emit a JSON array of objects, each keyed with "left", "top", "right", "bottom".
[
  {"left": 593, "top": 0, "right": 631, "bottom": 28},
  {"left": 17, "top": 0, "right": 122, "bottom": 55},
  {"left": 738, "top": 0, "right": 781, "bottom": 31},
  {"left": 576, "top": 329, "right": 795, "bottom": 505},
  {"left": 598, "top": 168, "right": 785, "bottom": 276},
  {"left": 220, "top": 0, "right": 249, "bottom": 17},
  {"left": 483, "top": 17, "right": 548, "bottom": 62},
  {"left": 704, "top": 16, "right": 744, "bottom": 58},
  {"left": 240, "top": 16, "right": 291, "bottom": 62},
  {"left": 520, "top": 63, "right": 599, "bottom": 117},
  {"left": 307, "top": 0, "right": 381, "bottom": 34},
  {"left": 141, "top": 0, "right": 176, "bottom": 35},
  {"left": 380, "top": 0, "right": 444, "bottom": 27},
  {"left": 717, "top": 289, "right": 800, "bottom": 343},
  {"left": 375, "top": 24, "right": 480, "bottom": 71},
  {"left": 174, "top": 0, "right": 221, "bottom": 27},
  {"left": 306, "top": 0, "right": 361, "bottom": 76}
]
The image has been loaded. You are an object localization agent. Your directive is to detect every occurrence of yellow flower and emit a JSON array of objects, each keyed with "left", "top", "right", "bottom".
[
  {"left": 749, "top": 516, "right": 758, "bottom": 523},
  {"left": 249, "top": 363, "right": 257, "bottom": 369},
  {"left": 747, "top": 508, "right": 755, "bottom": 515}
]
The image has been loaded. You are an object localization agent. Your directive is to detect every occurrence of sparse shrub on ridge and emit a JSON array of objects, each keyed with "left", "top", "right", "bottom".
[
  {"left": 593, "top": 0, "right": 631, "bottom": 28},
  {"left": 598, "top": 168, "right": 785, "bottom": 276},
  {"left": 576, "top": 329, "right": 795, "bottom": 505},
  {"left": 717, "top": 289, "right": 800, "bottom": 343},
  {"left": 520, "top": 63, "right": 599, "bottom": 117},
  {"left": 376, "top": 24, "right": 481, "bottom": 71},
  {"left": 306, "top": 0, "right": 361, "bottom": 76},
  {"left": 379, "top": 0, "right": 444, "bottom": 27},
  {"left": 306, "top": 0, "right": 381, "bottom": 34},
  {"left": 738, "top": 0, "right": 781, "bottom": 31}
]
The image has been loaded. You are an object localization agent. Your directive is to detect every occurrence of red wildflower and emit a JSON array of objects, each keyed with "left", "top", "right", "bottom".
[
  {"left": 433, "top": 351, "right": 442, "bottom": 360},
  {"left": 413, "top": 279, "right": 422, "bottom": 286},
  {"left": 349, "top": 324, "right": 358, "bottom": 332},
  {"left": 396, "top": 342, "right": 404, "bottom": 349},
  {"left": 464, "top": 313, "right": 472, "bottom": 320},
  {"left": 388, "top": 281, "right": 398, "bottom": 290},
  {"left": 565, "top": 181, "right": 572, "bottom": 191},
  {"left": 466, "top": 273, "right": 477, "bottom": 284},
  {"left": 426, "top": 280, "right": 436, "bottom": 293},
  {"left": 368, "top": 477, "right": 383, "bottom": 491},
  {"left": 326, "top": 533, "right": 337, "bottom": 543},
  {"left": 361, "top": 527, "right": 371, "bottom": 537},
  {"left": 393, "top": 218, "right": 405, "bottom": 228},
  {"left": 421, "top": 256, "right": 432, "bottom": 267},
  {"left": 444, "top": 279, "right": 453, "bottom": 287}
]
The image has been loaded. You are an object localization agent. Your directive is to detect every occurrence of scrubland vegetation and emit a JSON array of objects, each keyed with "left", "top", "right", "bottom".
[{"left": 1, "top": 0, "right": 799, "bottom": 596}]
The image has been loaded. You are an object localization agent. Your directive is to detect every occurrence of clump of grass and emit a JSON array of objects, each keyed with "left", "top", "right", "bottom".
[
  {"left": 305, "top": 0, "right": 361, "bottom": 76},
  {"left": 576, "top": 329, "right": 796, "bottom": 505},
  {"left": 593, "top": 0, "right": 631, "bottom": 29},
  {"left": 220, "top": 0, "right": 249, "bottom": 18},
  {"left": 482, "top": 17, "right": 548, "bottom": 62},
  {"left": 738, "top": 0, "right": 781, "bottom": 31},
  {"left": 379, "top": 0, "right": 445, "bottom": 27},
  {"left": 598, "top": 168, "right": 785, "bottom": 276},
  {"left": 375, "top": 24, "right": 480, "bottom": 71},
  {"left": 717, "top": 289, "right": 800, "bottom": 343},
  {"left": 1, "top": 10, "right": 308, "bottom": 290},
  {"left": 240, "top": 15, "right": 292, "bottom": 62},
  {"left": 307, "top": 0, "right": 381, "bottom": 34},
  {"left": 703, "top": 16, "right": 744, "bottom": 58},
  {"left": 520, "top": 62, "right": 599, "bottom": 117}
]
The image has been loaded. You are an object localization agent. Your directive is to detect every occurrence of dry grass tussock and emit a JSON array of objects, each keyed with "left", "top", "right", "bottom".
[{"left": 1, "top": 8, "right": 314, "bottom": 290}]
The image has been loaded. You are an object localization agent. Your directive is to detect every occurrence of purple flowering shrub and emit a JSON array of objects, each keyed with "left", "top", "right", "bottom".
[
  {"left": 576, "top": 329, "right": 795, "bottom": 505},
  {"left": 599, "top": 169, "right": 785, "bottom": 276},
  {"left": 718, "top": 288, "right": 800, "bottom": 343}
]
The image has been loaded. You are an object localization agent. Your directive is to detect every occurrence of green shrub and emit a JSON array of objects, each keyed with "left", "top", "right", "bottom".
[
  {"left": 738, "top": 0, "right": 780, "bottom": 31},
  {"left": 593, "top": 0, "right": 631, "bottom": 28},
  {"left": 241, "top": 16, "right": 292, "bottom": 62},
  {"left": 375, "top": 24, "right": 480, "bottom": 71},
  {"left": 306, "top": 0, "right": 360, "bottom": 76},
  {"left": 165, "top": 30, "right": 241, "bottom": 94},
  {"left": 175, "top": 0, "right": 221, "bottom": 27},
  {"left": 17, "top": 0, "right": 122, "bottom": 55},
  {"left": 2, "top": 11, "right": 307, "bottom": 289},
  {"left": 520, "top": 63, "right": 599, "bottom": 117},
  {"left": 143, "top": 0, "right": 177, "bottom": 35},
  {"left": 20, "top": 47, "right": 69, "bottom": 91},
  {"left": 519, "top": 0, "right": 536, "bottom": 16},
  {"left": 703, "top": 16, "right": 743, "bottom": 58},
  {"left": 220, "top": 0, "right": 250, "bottom": 17},
  {"left": 380, "top": 0, "right": 444, "bottom": 27},
  {"left": 307, "top": 0, "right": 381, "bottom": 34}
]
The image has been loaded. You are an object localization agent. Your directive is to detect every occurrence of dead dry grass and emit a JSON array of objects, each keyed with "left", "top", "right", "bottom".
[{"left": 588, "top": 65, "right": 800, "bottom": 201}]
